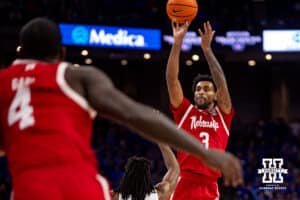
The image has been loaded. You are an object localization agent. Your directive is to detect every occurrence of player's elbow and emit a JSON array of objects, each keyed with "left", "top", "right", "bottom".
[
  {"left": 123, "top": 102, "right": 150, "bottom": 124},
  {"left": 121, "top": 103, "right": 160, "bottom": 134},
  {"left": 168, "top": 162, "right": 180, "bottom": 181},
  {"left": 173, "top": 166, "right": 180, "bottom": 180},
  {"left": 119, "top": 108, "right": 137, "bottom": 124},
  {"left": 168, "top": 167, "right": 180, "bottom": 189},
  {"left": 174, "top": 162, "right": 180, "bottom": 177}
]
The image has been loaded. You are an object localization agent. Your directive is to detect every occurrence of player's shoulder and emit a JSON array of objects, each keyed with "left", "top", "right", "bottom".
[
  {"left": 66, "top": 64, "right": 103, "bottom": 77},
  {"left": 0, "top": 68, "right": 7, "bottom": 76},
  {"left": 65, "top": 64, "right": 113, "bottom": 92},
  {"left": 68, "top": 65, "right": 111, "bottom": 83},
  {"left": 215, "top": 105, "right": 234, "bottom": 117}
]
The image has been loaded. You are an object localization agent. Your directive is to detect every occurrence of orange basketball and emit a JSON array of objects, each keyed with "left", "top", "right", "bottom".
[{"left": 166, "top": 0, "right": 198, "bottom": 23}]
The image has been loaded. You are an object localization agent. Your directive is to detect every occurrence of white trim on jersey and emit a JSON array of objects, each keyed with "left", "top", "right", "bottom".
[
  {"left": 56, "top": 62, "right": 97, "bottom": 119},
  {"left": 178, "top": 105, "right": 193, "bottom": 128},
  {"left": 215, "top": 106, "right": 230, "bottom": 136},
  {"left": 96, "top": 175, "right": 111, "bottom": 200},
  {"left": 215, "top": 182, "right": 220, "bottom": 200},
  {"left": 12, "top": 59, "right": 39, "bottom": 65},
  {"left": 10, "top": 191, "right": 14, "bottom": 200},
  {"left": 170, "top": 176, "right": 181, "bottom": 200},
  {"left": 119, "top": 190, "right": 158, "bottom": 200}
]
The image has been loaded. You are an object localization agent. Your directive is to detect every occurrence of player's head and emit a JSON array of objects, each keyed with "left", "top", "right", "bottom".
[
  {"left": 118, "top": 156, "right": 154, "bottom": 200},
  {"left": 192, "top": 74, "right": 217, "bottom": 109},
  {"left": 19, "top": 17, "right": 64, "bottom": 62}
]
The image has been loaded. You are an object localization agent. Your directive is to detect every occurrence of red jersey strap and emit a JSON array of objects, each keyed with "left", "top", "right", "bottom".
[
  {"left": 215, "top": 106, "right": 234, "bottom": 136},
  {"left": 171, "top": 97, "right": 192, "bottom": 125},
  {"left": 12, "top": 59, "right": 40, "bottom": 65},
  {"left": 178, "top": 105, "right": 193, "bottom": 128}
]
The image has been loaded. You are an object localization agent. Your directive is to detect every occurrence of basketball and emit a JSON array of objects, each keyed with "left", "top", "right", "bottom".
[{"left": 166, "top": 0, "right": 198, "bottom": 23}]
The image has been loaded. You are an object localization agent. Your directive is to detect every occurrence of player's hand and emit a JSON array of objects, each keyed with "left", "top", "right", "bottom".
[
  {"left": 171, "top": 21, "right": 190, "bottom": 44},
  {"left": 198, "top": 21, "right": 215, "bottom": 52},
  {"left": 202, "top": 149, "right": 244, "bottom": 187}
]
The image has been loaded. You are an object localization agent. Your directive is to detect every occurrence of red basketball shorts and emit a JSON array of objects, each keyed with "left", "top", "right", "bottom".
[
  {"left": 11, "top": 163, "right": 111, "bottom": 200},
  {"left": 170, "top": 172, "right": 219, "bottom": 200}
]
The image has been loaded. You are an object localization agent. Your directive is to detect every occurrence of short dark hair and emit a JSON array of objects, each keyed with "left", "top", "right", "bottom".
[
  {"left": 19, "top": 17, "right": 62, "bottom": 60},
  {"left": 118, "top": 156, "right": 154, "bottom": 200},
  {"left": 192, "top": 74, "right": 217, "bottom": 92}
]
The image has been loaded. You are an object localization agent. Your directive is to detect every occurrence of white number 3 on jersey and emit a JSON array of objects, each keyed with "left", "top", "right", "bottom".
[
  {"left": 199, "top": 132, "right": 209, "bottom": 149},
  {"left": 8, "top": 77, "right": 35, "bottom": 130}
]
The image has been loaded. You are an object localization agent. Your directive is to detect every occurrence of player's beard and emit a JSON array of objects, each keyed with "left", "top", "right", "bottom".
[
  {"left": 195, "top": 96, "right": 213, "bottom": 110},
  {"left": 194, "top": 96, "right": 212, "bottom": 110},
  {"left": 196, "top": 101, "right": 211, "bottom": 110}
]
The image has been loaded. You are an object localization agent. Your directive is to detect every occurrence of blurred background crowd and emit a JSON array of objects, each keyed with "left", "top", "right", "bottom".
[{"left": 1, "top": 0, "right": 300, "bottom": 31}]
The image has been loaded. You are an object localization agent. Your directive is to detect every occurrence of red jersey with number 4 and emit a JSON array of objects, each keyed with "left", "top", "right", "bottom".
[
  {"left": 171, "top": 97, "right": 234, "bottom": 179},
  {"left": 0, "top": 59, "right": 98, "bottom": 178}
]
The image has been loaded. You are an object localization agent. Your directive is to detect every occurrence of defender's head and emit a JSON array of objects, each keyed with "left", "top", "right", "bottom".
[
  {"left": 19, "top": 17, "right": 64, "bottom": 62},
  {"left": 192, "top": 74, "right": 217, "bottom": 110},
  {"left": 118, "top": 156, "right": 154, "bottom": 200}
]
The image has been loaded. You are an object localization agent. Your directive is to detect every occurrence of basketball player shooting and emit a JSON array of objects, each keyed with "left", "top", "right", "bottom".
[
  {"left": 0, "top": 18, "right": 242, "bottom": 200},
  {"left": 166, "top": 21, "right": 238, "bottom": 200}
]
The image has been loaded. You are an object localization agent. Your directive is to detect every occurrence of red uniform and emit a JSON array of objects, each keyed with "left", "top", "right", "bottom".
[
  {"left": 170, "top": 97, "right": 234, "bottom": 200},
  {"left": 0, "top": 60, "right": 111, "bottom": 200}
]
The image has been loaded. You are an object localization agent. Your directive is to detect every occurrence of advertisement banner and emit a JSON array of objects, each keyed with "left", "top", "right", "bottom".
[{"left": 59, "top": 24, "right": 161, "bottom": 50}]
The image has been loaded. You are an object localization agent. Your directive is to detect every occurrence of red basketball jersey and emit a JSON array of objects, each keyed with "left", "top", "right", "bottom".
[
  {"left": 171, "top": 97, "right": 234, "bottom": 179},
  {"left": 0, "top": 59, "right": 98, "bottom": 178}
]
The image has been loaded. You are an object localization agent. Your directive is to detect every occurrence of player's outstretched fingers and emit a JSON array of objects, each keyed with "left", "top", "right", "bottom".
[
  {"left": 198, "top": 28, "right": 203, "bottom": 36},
  {"left": 233, "top": 158, "right": 244, "bottom": 186},
  {"left": 223, "top": 153, "right": 243, "bottom": 187},
  {"left": 224, "top": 156, "right": 243, "bottom": 187},
  {"left": 203, "top": 22, "right": 208, "bottom": 33},
  {"left": 207, "top": 21, "right": 212, "bottom": 31}
]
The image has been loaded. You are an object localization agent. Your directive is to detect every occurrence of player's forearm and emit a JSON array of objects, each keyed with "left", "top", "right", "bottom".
[
  {"left": 166, "top": 43, "right": 181, "bottom": 83},
  {"left": 158, "top": 144, "right": 179, "bottom": 171},
  {"left": 127, "top": 104, "right": 208, "bottom": 161},
  {"left": 202, "top": 48, "right": 227, "bottom": 88}
]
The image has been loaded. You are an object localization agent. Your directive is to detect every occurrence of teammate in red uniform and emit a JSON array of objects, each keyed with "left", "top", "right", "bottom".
[
  {"left": 166, "top": 21, "right": 235, "bottom": 200},
  {"left": 0, "top": 18, "right": 242, "bottom": 200}
]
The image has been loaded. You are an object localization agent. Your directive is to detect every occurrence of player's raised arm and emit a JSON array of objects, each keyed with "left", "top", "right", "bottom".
[
  {"left": 65, "top": 65, "right": 243, "bottom": 187},
  {"left": 166, "top": 22, "right": 189, "bottom": 109},
  {"left": 155, "top": 144, "right": 179, "bottom": 199},
  {"left": 198, "top": 21, "right": 232, "bottom": 114}
]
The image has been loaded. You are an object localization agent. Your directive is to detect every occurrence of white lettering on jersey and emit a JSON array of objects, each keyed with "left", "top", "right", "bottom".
[
  {"left": 25, "top": 63, "right": 36, "bottom": 71},
  {"left": 190, "top": 116, "right": 219, "bottom": 130},
  {"left": 8, "top": 77, "right": 35, "bottom": 130},
  {"left": 199, "top": 131, "right": 209, "bottom": 149}
]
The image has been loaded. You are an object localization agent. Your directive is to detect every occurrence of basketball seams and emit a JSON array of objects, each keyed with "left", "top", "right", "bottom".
[
  {"left": 167, "top": 13, "right": 196, "bottom": 17},
  {"left": 167, "top": 5, "right": 197, "bottom": 17},
  {"left": 167, "top": 3, "right": 198, "bottom": 9}
]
